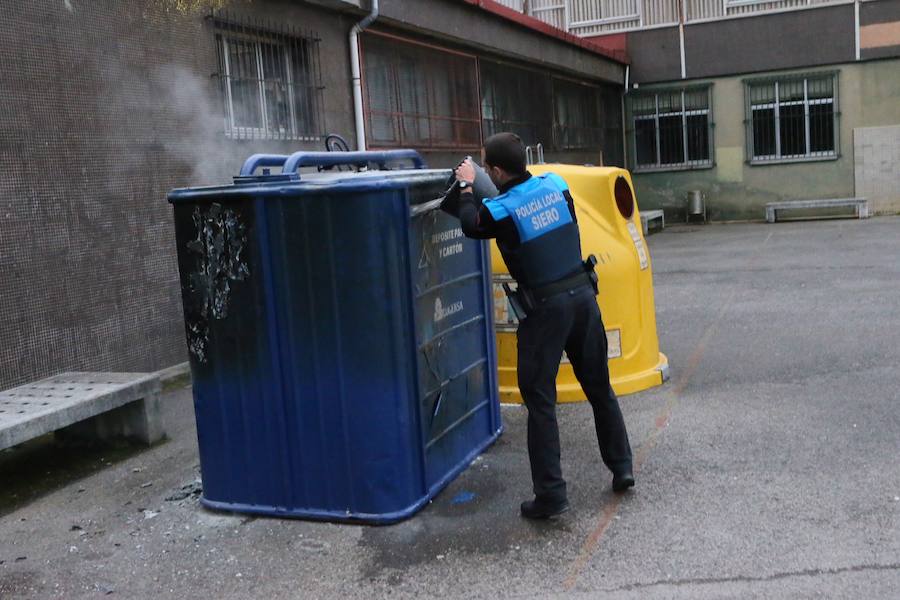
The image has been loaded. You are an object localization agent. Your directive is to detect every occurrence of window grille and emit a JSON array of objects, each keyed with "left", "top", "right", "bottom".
[
  {"left": 211, "top": 13, "right": 324, "bottom": 140},
  {"left": 553, "top": 78, "right": 604, "bottom": 150},
  {"left": 480, "top": 60, "right": 553, "bottom": 147},
  {"left": 361, "top": 33, "right": 481, "bottom": 150},
  {"left": 746, "top": 74, "right": 838, "bottom": 164},
  {"left": 630, "top": 87, "right": 712, "bottom": 171}
]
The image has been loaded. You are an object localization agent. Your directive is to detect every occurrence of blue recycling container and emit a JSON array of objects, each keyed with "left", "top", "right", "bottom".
[{"left": 167, "top": 150, "right": 501, "bottom": 524}]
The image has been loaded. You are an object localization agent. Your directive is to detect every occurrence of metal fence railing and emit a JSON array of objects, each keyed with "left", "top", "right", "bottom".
[{"left": 506, "top": 0, "right": 852, "bottom": 35}]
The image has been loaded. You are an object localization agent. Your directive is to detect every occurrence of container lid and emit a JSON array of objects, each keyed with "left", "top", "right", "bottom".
[{"left": 168, "top": 150, "right": 454, "bottom": 208}]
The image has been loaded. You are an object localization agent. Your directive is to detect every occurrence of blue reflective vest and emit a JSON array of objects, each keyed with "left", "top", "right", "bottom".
[{"left": 483, "top": 173, "right": 583, "bottom": 289}]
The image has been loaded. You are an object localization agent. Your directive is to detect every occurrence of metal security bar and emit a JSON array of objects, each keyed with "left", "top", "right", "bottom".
[
  {"left": 210, "top": 12, "right": 324, "bottom": 141},
  {"left": 361, "top": 33, "right": 481, "bottom": 150},
  {"left": 630, "top": 87, "right": 713, "bottom": 171},
  {"left": 480, "top": 60, "right": 553, "bottom": 148},
  {"left": 746, "top": 74, "right": 837, "bottom": 164},
  {"left": 553, "top": 78, "right": 605, "bottom": 150}
]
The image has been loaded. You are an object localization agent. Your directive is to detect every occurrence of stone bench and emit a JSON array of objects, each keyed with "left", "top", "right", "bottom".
[
  {"left": 0, "top": 372, "right": 164, "bottom": 450},
  {"left": 765, "top": 198, "right": 869, "bottom": 223},
  {"left": 640, "top": 209, "right": 665, "bottom": 235}
]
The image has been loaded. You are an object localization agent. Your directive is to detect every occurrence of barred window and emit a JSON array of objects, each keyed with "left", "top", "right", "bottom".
[
  {"left": 553, "top": 79, "right": 604, "bottom": 150},
  {"left": 480, "top": 60, "right": 552, "bottom": 147},
  {"left": 630, "top": 88, "right": 712, "bottom": 171},
  {"left": 746, "top": 74, "right": 837, "bottom": 163},
  {"left": 214, "top": 16, "right": 323, "bottom": 140},
  {"left": 362, "top": 34, "right": 481, "bottom": 150}
]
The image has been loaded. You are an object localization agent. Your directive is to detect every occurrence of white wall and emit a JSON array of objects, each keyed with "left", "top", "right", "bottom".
[{"left": 854, "top": 125, "right": 900, "bottom": 214}]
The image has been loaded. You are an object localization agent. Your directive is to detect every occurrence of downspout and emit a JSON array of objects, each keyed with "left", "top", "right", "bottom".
[
  {"left": 678, "top": 0, "right": 686, "bottom": 80},
  {"left": 350, "top": 0, "right": 379, "bottom": 151},
  {"left": 622, "top": 65, "right": 629, "bottom": 168}
]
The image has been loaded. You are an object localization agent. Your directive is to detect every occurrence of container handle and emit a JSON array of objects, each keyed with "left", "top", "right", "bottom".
[
  {"left": 281, "top": 150, "right": 426, "bottom": 175},
  {"left": 239, "top": 154, "right": 291, "bottom": 176}
]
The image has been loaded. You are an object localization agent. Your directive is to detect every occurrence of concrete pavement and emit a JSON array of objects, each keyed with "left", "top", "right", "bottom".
[{"left": 1, "top": 217, "right": 899, "bottom": 598}]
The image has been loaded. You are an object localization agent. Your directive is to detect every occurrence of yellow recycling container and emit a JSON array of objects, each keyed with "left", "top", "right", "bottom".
[{"left": 491, "top": 164, "right": 669, "bottom": 403}]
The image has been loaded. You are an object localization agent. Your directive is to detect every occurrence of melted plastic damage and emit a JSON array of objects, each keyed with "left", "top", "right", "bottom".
[
  {"left": 185, "top": 203, "right": 249, "bottom": 362},
  {"left": 421, "top": 339, "right": 452, "bottom": 433},
  {"left": 416, "top": 210, "right": 438, "bottom": 273}
]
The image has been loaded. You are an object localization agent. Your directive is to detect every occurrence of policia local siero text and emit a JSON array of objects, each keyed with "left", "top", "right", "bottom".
[{"left": 513, "top": 191, "right": 567, "bottom": 232}]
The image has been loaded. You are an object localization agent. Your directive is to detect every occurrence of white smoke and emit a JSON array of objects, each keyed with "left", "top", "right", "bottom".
[{"left": 151, "top": 63, "right": 239, "bottom": 185}]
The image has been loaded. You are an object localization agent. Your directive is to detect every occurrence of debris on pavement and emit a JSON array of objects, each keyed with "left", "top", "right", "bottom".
[{"left": 165, "top": 479, "right": 203, "bottom": 502}]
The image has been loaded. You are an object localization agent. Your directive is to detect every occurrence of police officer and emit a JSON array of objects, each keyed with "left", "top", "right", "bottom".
[{"left": 447, "top": 132, "right": 634, "bottom": 519}]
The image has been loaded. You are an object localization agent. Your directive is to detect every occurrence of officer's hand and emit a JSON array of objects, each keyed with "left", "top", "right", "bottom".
[{"left": 454, "top": 158, "right": 475, "bottom": 185}]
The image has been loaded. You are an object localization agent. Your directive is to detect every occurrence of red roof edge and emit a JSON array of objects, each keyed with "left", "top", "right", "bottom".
[{"left": 462, "top": 0, "right": 629, "bottom": 64}]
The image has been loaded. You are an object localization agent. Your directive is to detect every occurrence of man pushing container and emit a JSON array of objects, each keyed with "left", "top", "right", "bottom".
[{"left": 441, "top": 132, "right": 635, "bottom": 519}]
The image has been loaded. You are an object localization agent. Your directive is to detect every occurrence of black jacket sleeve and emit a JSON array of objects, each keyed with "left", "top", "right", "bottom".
[{"left": 457, "top": 190, "right": 502, "bottom": 240}]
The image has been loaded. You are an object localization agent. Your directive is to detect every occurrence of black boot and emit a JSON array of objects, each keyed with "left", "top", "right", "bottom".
[
  {"left": 520, "top": 497, "right": 570, "bottom": 519},
  {"left": 612, "top": 470, "right": 635, "bottom": 493}
]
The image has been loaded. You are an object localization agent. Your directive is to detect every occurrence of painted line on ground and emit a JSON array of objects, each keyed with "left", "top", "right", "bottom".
[{"left": 562, "top": 231, "right": 774, "bottom": 591}]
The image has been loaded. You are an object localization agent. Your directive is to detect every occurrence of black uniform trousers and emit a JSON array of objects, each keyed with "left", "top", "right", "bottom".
[{"left": 516, "top": 284, "right": 633, "bottom": 502}]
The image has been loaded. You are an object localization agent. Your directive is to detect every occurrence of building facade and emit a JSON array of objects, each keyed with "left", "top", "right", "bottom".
[
  {"left": 0, "top": 0, "right": 625, "bottom": 389},
  {"left": 507, "top": 0, "right": 900, "bottom": 220}
]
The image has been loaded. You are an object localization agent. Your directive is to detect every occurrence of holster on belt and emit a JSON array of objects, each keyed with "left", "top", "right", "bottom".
[
  {"left": 583, "top": 254, "right": 599, "bottom": 295},
  {"left": 502, "top": 282, "right": 535, "bottom": 321},
  {"left": 502, "top": 255, "right": 599, "bottom": 321}
]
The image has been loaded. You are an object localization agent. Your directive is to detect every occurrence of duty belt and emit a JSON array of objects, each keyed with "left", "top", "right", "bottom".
[
  {"left": 528, "top": 270, "right": 593, "bottom": 303},
  {"left": 503, "top": 255, "right": 599, "bottom": 321}
]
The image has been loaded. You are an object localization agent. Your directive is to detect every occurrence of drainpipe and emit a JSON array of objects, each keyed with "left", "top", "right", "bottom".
[
  {"left": 350, "top": 0, "right": 379, "bottom": 151},
  {"left": 622, "top": 65, "right": 630, "bottom": 168},
  {"left": 678, "top": 0, "right": 686, "bottom": 80}
]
